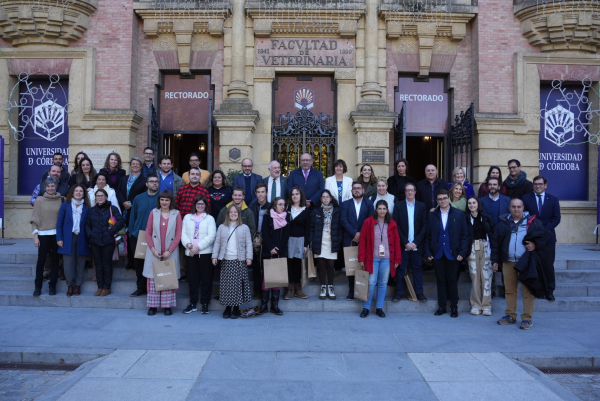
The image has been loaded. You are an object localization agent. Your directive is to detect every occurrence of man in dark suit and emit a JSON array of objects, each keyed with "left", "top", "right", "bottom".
[
  {"left": 417, "top": 164, "right": 448, "bottom": 212},
  {"left": 262, "top": 160, "right": 288, "bottom": 202},
  {"left": 480, "top": 177, "right": 510, "bottom": 225},
  {"left": 425, "top": 189, "right": 469, "bottom": 318},
  {"left": 522, "top": 175, "right": 561, "bottom": 301},
  {"left": 287, "top": 153, "right": 324, "bottom": 207},
  {"left": 340, "top": 181, "right": 374, "bottom": 300},
  {"left": 392, "top": 182, "right": 428, "bottom": 302},
  {"left": 232, "top": 158, "right": 263, "bottom": 205}
]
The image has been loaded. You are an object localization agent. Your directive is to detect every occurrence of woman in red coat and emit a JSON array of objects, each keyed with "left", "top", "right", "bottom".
[{"left": 358, "top": 200, "right": 402, "bottom": 318}]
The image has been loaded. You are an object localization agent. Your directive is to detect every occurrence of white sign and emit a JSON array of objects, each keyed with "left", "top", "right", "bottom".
[
  {"left": 164, "top": 92, "right": 210, "bottom": 99},
  {"left": 397, "top": 94, "right": 445, "bottom": 102}
]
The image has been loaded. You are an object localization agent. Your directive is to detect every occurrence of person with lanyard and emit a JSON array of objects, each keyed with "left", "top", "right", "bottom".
[
  {"left": 157, "top": 155, "right": 184, "bottom": 197},
  {"left": 117, "top": 157, "right": 146, "bottom": 270},
  {"left": 249, "top": 183, "right": 270, "bottom": 299},
  {"left": 142, "top": 147, "right": 157, "bottom": 178},
  {"left": 417, "top": 164, "right": 448, "bottom": 212},
  {"left": 262, "top": 160, "right": 287, "bottom": 203},
  {"left": 387, "top": 158, "right": 417, "bottom": 202},
  {"left": 357, "top": 200, "right": 402, "bottom": 318},
  {"left": 232, "top": 158, "right": 263, "bottom": 205},
  {"left": 283, "top": 187, "right": 311, "bottom": 300},
  {"left": 206, "top": 170, "right": 233, "bottom": 221},
  {"left": 99, "top": 152, "right": 126, "bottom": 190},
  {"left": 182, "top": 152, "right": 210, "bottom": 187},
  {"left": 356, "top": 164, "right": 377, "bottom": 200},
  {"left": 325, "top": 159, "right": 353, "bottom": 205}
]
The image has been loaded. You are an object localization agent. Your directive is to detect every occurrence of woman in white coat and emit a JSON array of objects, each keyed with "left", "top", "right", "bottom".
[
  {"left": 181, "top": 195, "right": 216, "bottom": 315},
  {"left": 324, "top": 159, "right": 353, "bottom": 205},
  {"left": 89, "top": 172, "right": 121, "bottom": 213}
]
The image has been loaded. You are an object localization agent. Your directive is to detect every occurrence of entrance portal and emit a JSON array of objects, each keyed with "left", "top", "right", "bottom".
[
  {"left": 405, "top": 136, "right": 445, "bottom": 182},
  {"left": 162, "top": 133, "right": 210, "bottom": 176}
]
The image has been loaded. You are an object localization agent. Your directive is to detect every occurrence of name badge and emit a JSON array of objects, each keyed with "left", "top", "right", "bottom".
[
  {"left": 379, "top": 244, "right": 385, "bottom": 256},
  {"left": 474, "top": 240, "right": 481, "bottom": 251}
]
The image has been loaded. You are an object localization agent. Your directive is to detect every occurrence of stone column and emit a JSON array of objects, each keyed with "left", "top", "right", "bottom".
[
  {"left": 350, "top": 0, "right": 396, "bottom": 178},
  {"left": 252, "top": 67, "right": 275, "bottom": 173},
  {"left": 213, "top": 0, "right": 259, "bottom": 174}
]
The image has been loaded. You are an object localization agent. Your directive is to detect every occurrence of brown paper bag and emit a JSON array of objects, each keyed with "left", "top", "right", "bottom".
[
  {"left": 307, "top": 250, "right": 317, "bottom": 278},
  {"left": 405, "top": 275, "right": 417, "bottom": 302},
  {"left": 344, "top": 246, "right": 361, "bottom": 276},
  {"left": 301, "top": 257, "right": 309, "bottom": 288},
  {"left": 264, "top": 257, "right": 289, "bottom": 289},
  {"left": 354, "top": 269, "right": 370, "bottom": 302},
  {"left": 152, "top": 259, "right": 179, "bottom": 291},
  {"left": 134, "top": 230, "right": 147, "bottom": 259}
]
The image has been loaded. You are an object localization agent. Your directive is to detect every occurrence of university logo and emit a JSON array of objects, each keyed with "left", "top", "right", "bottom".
[
  {"left": 294, "top": 87, "right": 314, "bottom": 110},
  {"left": 34, "top": 100, "right": 66, "bottom": 142},
  {"left": 544, "top": 105, "right": 575, "bottom": 147}
]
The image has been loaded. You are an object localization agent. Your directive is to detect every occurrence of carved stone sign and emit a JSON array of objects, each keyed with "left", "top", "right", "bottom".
[
  {"left": 255, "top": 38, "right": 355, "bottom": 68},
  {"left": 362, "top": 149, "right": 385, "bottom": 164}
]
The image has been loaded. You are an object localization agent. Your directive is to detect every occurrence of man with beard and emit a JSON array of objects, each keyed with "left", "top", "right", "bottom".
[
  {"left": 480, "top": 177, "right": 510, "bottom": 225},
  {"left": 501, "top": 159, "right": 533, "bottom": 199}
]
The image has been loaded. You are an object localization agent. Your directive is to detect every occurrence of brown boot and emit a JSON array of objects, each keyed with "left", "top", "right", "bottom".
[
  {"left": 293, "top": 283, "right": 308, "bottom": 299},
  {"left": 283, "top": 286, "right": 293, "bottom": 300},
  {"left": 100, "top": 289, "right": 111, "bottom": 296},
  {"left": 94, "top": 288, "right": 103, "bottom": 296},
  {"left": 66, "top": 285, "right": 74, "bottom": 297},
  {"left": 74, "top": 286, "right": 81, "bottom": 296}
]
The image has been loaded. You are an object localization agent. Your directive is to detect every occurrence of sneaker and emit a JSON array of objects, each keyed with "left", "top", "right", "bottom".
[
  {"left": 327, "top": 285, "right": 336, "bottom": 300},
  {"left": 201, "top": 304, "right": 209, "bottom": 314},
  {"left": 183, "top": 304, "right": 197, "bottom": 314},
  {"left": 482, "top": 309, "right": 492, "bottom": 316},
  {"left": 497, "top": 315, "right": 517, "bottom": 325},
  {"left": 520, "top": 320, "right": 533, "bottom": 330},
  {"left": 470, "top": 307, "right": 480, "bottom": 315},
  {"left": 319, "top": 285, "right": 327, "bottom": 300}
]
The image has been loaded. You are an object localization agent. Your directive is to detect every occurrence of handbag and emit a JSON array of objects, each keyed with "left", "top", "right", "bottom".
[
  {"left": 152, "top": 259, "right": 179, "bottom": 291},
  {"left": 264, "top": 255, "right": 289, "bottom": 289},
  {"left": 354, "top": 270, "right": 370, "bottom": 302},
  {"left": 252, "top": 231, "right": 263, "bottom": 253},
  {"left": 344, "top": 242, "right": 361, "bottom": 276}
]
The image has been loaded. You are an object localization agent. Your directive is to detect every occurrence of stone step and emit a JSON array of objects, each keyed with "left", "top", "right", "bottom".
[
  {"left": 555, "top": 259, "right": 600, "bottom": 270},
  {"left": 555, "top": 270, "right": 600, "bottom": 283}
]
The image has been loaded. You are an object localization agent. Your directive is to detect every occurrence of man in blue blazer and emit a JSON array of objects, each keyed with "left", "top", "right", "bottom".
[
  {"left": 287, "top": 153, "right": 324, "bottom": 207},
  {"left": 480, "top": 177, "right": 510, "bottom": 225},
  {"left": 523, "top": 175, "right": 561, "bottom": 301},
  {"left": 262, "top": 160, "right": 288, "bottom": 202},
  {"left": 340, "top": 181, "right": 374, "bottom": 300},
  {"left": 233, "top": 158, "right": 263, "bottom": 205}
]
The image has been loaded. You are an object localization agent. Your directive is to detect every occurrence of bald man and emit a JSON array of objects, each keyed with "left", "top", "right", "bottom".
[
  {"left": 286, "top": 153, "right": 324, "bottom": 207},
  {"left": 232, "top": 158, "right": 263, "bottom": 205},
  {"left": 262, "top": 160, "right": 288, "bottom": 202},
  {"left": 417, "top": 164, "right": 448, "bottom": 211}
]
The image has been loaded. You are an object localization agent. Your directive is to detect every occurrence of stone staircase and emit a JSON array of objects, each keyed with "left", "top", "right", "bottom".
[{"left": 0, "top": 243, "right": 599, "bottom": 313}]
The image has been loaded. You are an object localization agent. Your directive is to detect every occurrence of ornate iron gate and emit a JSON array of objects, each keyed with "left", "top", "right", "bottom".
[
  {"left": 394, "top": 100, "right": 406, "bottom": 162},
  {"left": 148, "top": 98, "right": 159, "bottom": 153},
  {"left": 272, "top": 107, "right": 337, "bottom": 177},
  {"left": 450, "top": 103, "right": 475, "bottom": 182}
]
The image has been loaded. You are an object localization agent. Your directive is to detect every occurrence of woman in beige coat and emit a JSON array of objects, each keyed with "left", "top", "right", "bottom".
[{"left": 211, "top": 204, "right": 253, "bottom": 319}]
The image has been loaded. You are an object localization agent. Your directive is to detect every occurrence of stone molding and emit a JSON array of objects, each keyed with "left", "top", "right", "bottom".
[
  {"left": 0, "top": 0, "right": 97, "bottom": 46},
  {"left": 515, "top": 1, "right": 600, "bottom": 53},
  {"left": 253, "top": 67, "right": 275, "bottom": 80},
  {"left": 334, "top": 67, "right": 356, "bottom": 81}
]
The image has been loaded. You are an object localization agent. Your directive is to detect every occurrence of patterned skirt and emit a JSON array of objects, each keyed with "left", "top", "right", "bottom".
[
  {"left": 147, "top": 278, "right": 177, "bottom": 308},
  {"left": 288, "top": 236, "right": 306, "bottom": 259},
  {"left": 219, "top": 259, "right": 252, "bottom": 306}
]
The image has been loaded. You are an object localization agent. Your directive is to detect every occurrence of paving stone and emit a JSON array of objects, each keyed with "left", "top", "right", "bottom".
[
  {"left": 119, "top": 332, "right": 220, "bottom": 351},
  {"left": 188, "top": 378, "right": 311, "bottom": 401},
  {"left": 124, "top": 350, "right": 210, "bottom": 380},
  {"left": 309, "top": 332, "right": 403, "bottom": 353},
  {"left": 428, "top": 380, "right": 564, "bottom": 401},
  {"left": 200, "top": 351, "right": 275, "bottom": 380},
  {"left": 471, "top": 353, "right": 535, "bottom": 381},
  {"left": 408, "top": 353, "right": 497, "bottom": 382},
  {"left": 311, "top": 381, "right": 437, "bottom": 401},
  {"left": 58, "top": 377, "right": 195, "bottom": 401},
  {"left": 342, "top": 352, "right": 424, "bottom": 382},
  {"left": 87, "top": 350, "right": 147, "bottom": 378},
  {"left": 215, "top": 332, "right": 309, "bottom": 352}
]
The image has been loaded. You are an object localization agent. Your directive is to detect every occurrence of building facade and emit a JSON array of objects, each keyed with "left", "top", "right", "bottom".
[{"left": 1, "top": 0, "right": 598, "bottom": 242}]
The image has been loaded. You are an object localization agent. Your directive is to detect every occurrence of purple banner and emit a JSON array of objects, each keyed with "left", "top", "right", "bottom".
[
  {"left": 17, "top": 80, "right": 69, "bottom": 195},
  {"left": 539, "top": 84, "right": 588, "bottom": 201},
  {"left": 0, "top": 136, "right": 4, "bottom": 220}
]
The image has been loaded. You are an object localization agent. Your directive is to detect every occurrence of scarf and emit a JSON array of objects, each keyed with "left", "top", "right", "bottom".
[
  {"left": 270, "top": 209, "right": 288, "bottom": 229},
  {"left": 192, "top": 213, "right": 206, "bottom": 248},
  {"left": 505, "top": 171, "right": 527, "bottom": 188},
  {"left": 71, "top": 199, "right": 84, "bottom": 234},
  {"left": 322, "top": 205, "right": 333, "bottom": 231},
  {"left": 126, "top": 173, "right": 140, "bottom": 197}
]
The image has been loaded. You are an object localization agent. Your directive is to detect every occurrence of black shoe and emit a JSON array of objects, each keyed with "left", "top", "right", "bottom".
[
  {"left": 434, "top": 307, "right": 446, "bottom": 316},
  {"left": 147, "top": 307, "right": 157, "bottom": 316},
  {"left": 183, "top": 304, "right": 197, "bottom": 314},
  {"left": 33, "top": 287, "right": 42, "bottom": 297},
  {"left": 223, "top": 306, "right": 231, "bottom": 319},
  {"left": 360, "top": 308, "right": 369, "bottom": 318},
  {"left": 179, "top": 275, "right": 187, "bottom": 282},
  {"left": 231, "top": 306, "right": 240, "bottom": 319},
  {"left": 270, "top": 290, "right": 283, "bottom": 316},
  {"left": 417, "top": 294, "right": 428, "bottom": 302},
  {"left": 376, "top": 308, "right": 385, "bottom": 318},
  {"left": 450, "top": 308, "right": 458, "bottom": 318},
  {"left": 201, "top": 304, "right": 209, "bottom": 314},
  {"left": 546, "top": 290, "right": 555, "bottom": 301},
  {"left": 258, "top": 290, "right": 270, "bottom": 315},
  {"left": 346, "top": 293, "right": 355, "bottom": 301},
  {"left": 48, "top": 286, "right": 57, "bottom": 296},
  {"left": 392, "top": 295, "right": 402, "bottom": 302},
  {"left": 164, "top": 308, "right": 172, "bottom": 316},
  {"left": 253, "top": 292, "right": 260, "bottom": 300},
  {"left": 130, "top": 289, "right": 147, "bottom": 297}
]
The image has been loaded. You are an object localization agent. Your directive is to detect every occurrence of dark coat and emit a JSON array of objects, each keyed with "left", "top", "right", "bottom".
[
  {"left": 248, "top": 199, "right": 270, "bottom": 233},
  {"left": 340, "top": 198, "right": 374, "bottom": 247},
  {"left": 287, "top": 167, "right": 325, "bottom": 205},
  {"left": 261, "top": 212, "right": 291, "bottom": 258},
  {"left": 116, "top": 174, "right": 147, "bottom": 224},
  {"left": 56, "top": 202, "right": 91, "bottom": 256},
  {"left": 98, "top": 168, "right": 126, "bottom": 189},
  {"left": 513, "top": 226, "right": 552, "bottom": 298},
  {"left": 417, "top": 178, "right": 449, "bottom": 211},
  {"left": 288, "top": 207, "right": 311, "bottom": 247},
  {"left": 490, "top": 213, "right": 551, "bottom": 265},
  {"left": 424, "top": 206, "right": 470, "bottom": 259},
  {"left": 85, "top": 202, "right": 125, "bottom": 247},
  {"left": 522, "top": 192, "right": 561, "bottom": 243},
  {"left": 233, "top": 173, "right": 263, "bottom": 204},
  {"left": 392, "top": 199, "right": 428, "bottom": 252},
  {"left": 309, "top": 206, "right": 342, "bottom": 255},
  {"left": 466, "top": 212, "right": 495, "bottom": 251},
  {"left": 501, "top": 177, "right": 533, "bottom": 199},
  {"left": 387, "top": 175, "right": 417, "bottom": 202}
]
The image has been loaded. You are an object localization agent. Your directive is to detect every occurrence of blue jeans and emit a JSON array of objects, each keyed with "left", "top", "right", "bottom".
[{"left": 363, "top": 258, "right": 390, "bottom": 309}]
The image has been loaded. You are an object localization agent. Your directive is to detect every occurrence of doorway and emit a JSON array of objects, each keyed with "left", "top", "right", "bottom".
[
  {"left": 163, "top": 133, "right": 210, "bottom": 176},
  {"left": 405, "top": 136, "right": 445, "bottom": 182}
]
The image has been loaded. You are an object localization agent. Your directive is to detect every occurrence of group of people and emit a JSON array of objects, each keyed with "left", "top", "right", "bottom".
[{"left": 30, "top": 150, "right": 561, "bottom": 329}]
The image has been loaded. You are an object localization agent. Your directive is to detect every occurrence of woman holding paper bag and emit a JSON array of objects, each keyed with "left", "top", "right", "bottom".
[
  {"left": 358, "top": 200, "right": 402, "bottom": 318},
  {"left": 212, "top": 204, "right": 253, "bottom": 319},
  {"left": 310, "top": 189, "right": 341, "bottom": 300},
  {"left": 143, "top": 190, "right": 182, "bottom": 316}
]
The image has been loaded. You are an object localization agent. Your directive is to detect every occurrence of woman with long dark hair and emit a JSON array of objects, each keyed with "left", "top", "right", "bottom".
[
  {"left": 69, "top": 157, "right": 96, "bottom": 189},
  {"left": 477, "top": 166, "right": 507, "bottom": 198},
  {"left": 284, "top": 187, "right": 311, "bottom": 300},
  {"left": 356, "top": 164, "right": 377, "bottom": 199},
  {"left": 387, "top": 158, "right": 417, "bottom": 202},
  {"left": 206, "top": 169, "right": 233, "bottom": 221}
]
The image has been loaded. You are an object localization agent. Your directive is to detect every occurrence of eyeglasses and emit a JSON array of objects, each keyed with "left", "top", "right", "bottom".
[
  {"left": 533, "top": 183, "right": 545, "bottom": 186},
  {"left": 147, "top": 180, "right": 159, "bottom": 184},
  {"left": 437, "top": 197, "right": 449, "bottom": 202},
  {"left": 300, "top": 159, "right": 311, "bottom": 162}
]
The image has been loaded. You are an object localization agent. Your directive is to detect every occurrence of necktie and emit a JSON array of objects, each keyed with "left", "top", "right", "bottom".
[
  {"left": 271, "top": 179, "right": 277, "bottom": 201},
  {"left": 537, "top": 194, "right": 543, "bottom": 215},
  {"left": 303, "top": 169, "right": 309, "bottom": 183}
]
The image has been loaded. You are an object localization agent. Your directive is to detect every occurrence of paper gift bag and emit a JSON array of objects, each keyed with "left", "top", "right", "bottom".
[
  {"left": 354, "top": 270, "right": 370, "bottom": 302},
  {"left": 405, "top": 275, "right": 418, "bottom": 302},
  {"left": 134, "top": 230, "right": 147, "bottom": 259},
  {"left": 344, "top": 246, "right": 361, "bottom": 276},
  {"left": 264, "top": 257, "right": 289, "bottom": 289},
  {"left": 307, "top": 250, "right": 317, "bottom": 278},
  {"left": 152, "top": 259, "right": 179, "bottom": 291},
  {"left": 301, "top": 257, "right": 309, "bottom": 288}
]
